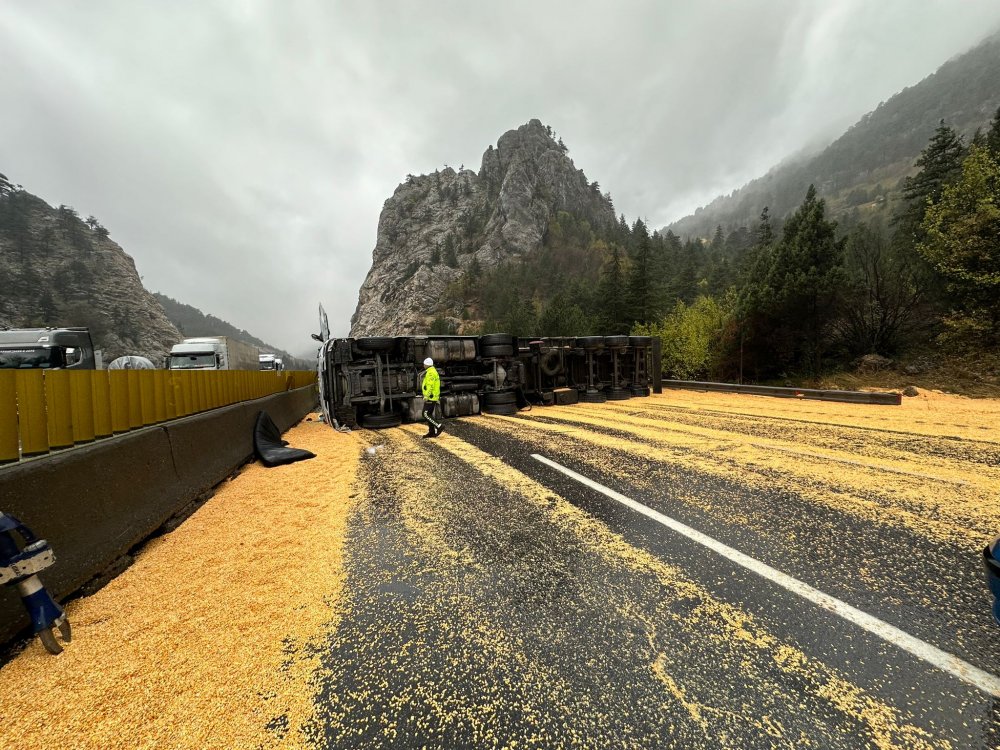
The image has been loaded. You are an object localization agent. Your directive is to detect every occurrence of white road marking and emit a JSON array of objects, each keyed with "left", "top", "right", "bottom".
[{"left": 531, "top": 452, "right": 1000, "bottom": 698}]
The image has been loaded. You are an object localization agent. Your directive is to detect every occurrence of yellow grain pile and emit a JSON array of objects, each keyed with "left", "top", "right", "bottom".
[{"left": 0, "top": 417, "right": 365, "bottom": 750}]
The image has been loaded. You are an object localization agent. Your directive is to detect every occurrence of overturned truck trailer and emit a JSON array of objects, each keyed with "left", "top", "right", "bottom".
[{"left": 316, "top": 333, "right": 662, "bottom": 429}]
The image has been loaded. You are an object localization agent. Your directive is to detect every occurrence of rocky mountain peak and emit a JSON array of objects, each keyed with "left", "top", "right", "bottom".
[
  {"left": 0, "top": 178, "right": 181, "bottom": 362},
  {"left": 351, "top": 120, "right": 615, "bottom": 336}
]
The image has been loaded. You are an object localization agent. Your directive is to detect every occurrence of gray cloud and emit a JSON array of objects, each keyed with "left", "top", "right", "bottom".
[{"left": 2, "top": 1, "right": 999, "bottom": 351}]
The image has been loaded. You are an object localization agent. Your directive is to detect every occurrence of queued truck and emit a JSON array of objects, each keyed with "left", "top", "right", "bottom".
[
  {"left": 0, "top": 328, "right": 99, "bottom": 370},
  {"left": 166, "top": 337, "right": 259, "bottom": 371},
  {"left": 314, "top": 327, "right": 661, "bottom": 430},
  {"left": 258, "top": 353, "right": 285, "bottom": 372}
]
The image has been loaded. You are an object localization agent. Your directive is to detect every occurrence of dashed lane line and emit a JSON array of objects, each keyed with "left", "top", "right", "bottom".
[{"left": 531, "top": 452, "right": 1000, "bottom": 698}]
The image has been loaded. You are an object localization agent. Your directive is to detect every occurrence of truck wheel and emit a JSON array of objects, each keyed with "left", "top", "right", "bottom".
[
  {"left": 608, "top": 388, "right": 632, "bottom": 400},
  {"left": 575, "top": 336, "right": 605, "bottom": 351},
  {"left": 479, "top": 333, "right": 514, "bottom": 348},
  {"left": 360, "top": 412, "right": 402, "bottom": 429},
  {"left": 356, "top": 337, "right": 395, "bottom": 353},
  {"left": 539, "top": 349, "right": 562, "bottom": 376},
  {"left": 604, "top": 335, "right": 629, "bottom": 349},
  {"left": 579, "top": 390, "right": 607, "bottom": 403},
  {"left": 483, "top": 390, "right": 517, "bottom": 406},
  {"left": 481, "top": 344, "right": 514, "bottom": 357},
  {"left": 629, "top": 336, "right": 653, "bottom": 347},
  {"left": 483, "top": 404, "right": 518, "bottom": 416}
]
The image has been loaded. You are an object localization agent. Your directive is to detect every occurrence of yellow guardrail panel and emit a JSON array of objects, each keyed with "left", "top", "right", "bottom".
[
  {"left": 138, "top": 371, "right": 156, "bottom": 426},
  {"left": 3, "top": 368, "right": 320, "bottom": 463},
  {"left": 153, "top": 370, "right": 167, "bottom": 423},
  {"left": 70, "top": 370, "right": 96, "bottom": 444},
  {"left": 0, "top": 372, "right": 18, "bottom": 464},
  {"left": 44, "top": 370, "right": 74, "bottom": 450},
  {"left": 164, "top": 371, "right": 178, "bottom": 419},
  {"left": 126, "top": 370, "right": 143, "bottom": 429},
  {"left": 15, "top": 371, "right": 48, "bottom": 457},
  {"left": 92, "top": 371, "right": 113, "bottom": 438},
  {"left": 108, "top": 371, "right": 131, "bottom": 434}
]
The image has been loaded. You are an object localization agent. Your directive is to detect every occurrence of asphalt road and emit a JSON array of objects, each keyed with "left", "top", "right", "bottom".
[{"left": 309, "top": 396, "right": 1000, "bottom": 749}]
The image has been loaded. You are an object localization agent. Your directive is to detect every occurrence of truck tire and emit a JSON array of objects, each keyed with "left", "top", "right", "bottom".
[
  {"left": 483, "top": 404, "right": 518, "bottom": 416},
  {"left": 575, "top": 336, "right": 605, "bottom": 351},
  {"left": 539, "top": 349, "right": 562, "bottom": 376},
  {"left": 483, "top": 390, "right": 517, "bottom": 406},
  {"left": 360, "top": 412, "right": 402, "bottom": 429},
  {"left": 479, "top": 333, "right": 514, "bottom": 348},
  {"left": 629, "top": 336, "right": 653, "bottom": 347},
  {"left": 356, "top": 337, "right": 395, "bottom": 353},
  {"left": 604, "top": 335, "right": 629, "bottom": 349},
  {"left": 481, "top": 344, "right": 515, "bottom": 358},
  {"left": 630, "top": 386, "right": 651, "bottom": 397},
  {"left": 608, "top": 388, "right": 632, "bottom": 400},
  {"left": 579, "top": 390, "right": 607, "bottom": 403}
]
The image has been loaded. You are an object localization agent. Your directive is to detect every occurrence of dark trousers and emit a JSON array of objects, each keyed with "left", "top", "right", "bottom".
[{"left": 422, "top": 401, "right": 442, "bottom": 431}]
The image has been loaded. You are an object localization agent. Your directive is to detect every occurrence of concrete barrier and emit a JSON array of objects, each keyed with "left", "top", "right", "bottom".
[
  {"left": 0, "top": 385, "right": 317, "bottom": 646},
  {"left": 661, "top": 379, "right": 902, "bottom": 405}
]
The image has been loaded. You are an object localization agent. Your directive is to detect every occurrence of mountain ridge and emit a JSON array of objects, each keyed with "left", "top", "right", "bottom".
[{"left": 666, "top": 30, "right": 1000, "bottom": 238}]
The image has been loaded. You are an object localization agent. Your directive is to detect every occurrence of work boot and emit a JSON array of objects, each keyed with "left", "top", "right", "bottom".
[
  {"left": 435, "top": 422, "right": 446, "bottom": 437},
  {"left": 423, "top": 428, "right": 435, "bottom": 439}
]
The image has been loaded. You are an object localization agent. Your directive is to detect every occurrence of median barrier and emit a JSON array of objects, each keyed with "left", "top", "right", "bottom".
[
  {"left": 662, "top": 379, "right": 902, "bottom": 405},
  {"left": 0, "top": 384, "right": 318, "bottom": 646}
]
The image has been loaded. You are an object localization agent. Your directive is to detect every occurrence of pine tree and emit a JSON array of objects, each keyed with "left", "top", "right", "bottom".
[
  {"left": 986, "top": 106, "right": 1000, "bottom": 158},
  {"left": 897, "top": 121, "right": 965, "bottom": 242},
  {"left": 767, "top": 186, "right": 846, "bottom": 373},
  {"left": 626, "top": 220, "right": 655, "bottom": 325},
  {"left": 597, "top": 245, "right": 626, "bottom": 333},
  {"left": 919, "top": 144, "right": 1000, "bottom": 337}
]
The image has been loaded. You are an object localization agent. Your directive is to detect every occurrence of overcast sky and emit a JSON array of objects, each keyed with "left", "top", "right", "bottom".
[{"left": 2, "top": 2, "right": 999, "bottom": 353}]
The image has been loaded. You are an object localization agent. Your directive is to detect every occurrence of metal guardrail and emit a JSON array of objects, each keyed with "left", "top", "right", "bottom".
[
  {"left": 0, "top": 370, "right": 317, "bottom": 464},
  {"left": 662, "top": 379, "right": 902, "bottom": 405}
]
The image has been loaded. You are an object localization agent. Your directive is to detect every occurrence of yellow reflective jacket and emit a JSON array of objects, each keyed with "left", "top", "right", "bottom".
[{"left": 421, "top": 366, "right": 440, "bottom": 402}]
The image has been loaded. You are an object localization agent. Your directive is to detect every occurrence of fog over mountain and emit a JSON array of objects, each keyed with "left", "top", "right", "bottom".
[{"left": 2, "top": 1, "right": 999, "bottom": 349}]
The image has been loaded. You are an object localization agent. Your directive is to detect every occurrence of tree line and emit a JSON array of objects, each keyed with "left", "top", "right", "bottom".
[{"left": 452, "top": 110, "right": 1000, "bottom": 381}]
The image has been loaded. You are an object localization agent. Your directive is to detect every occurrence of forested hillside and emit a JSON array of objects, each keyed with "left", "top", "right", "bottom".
[
  {"left": 0, "top": 173, "right": 181, "bottom": 362},
  {"left": 669, "top": 31, "right": 1000, "bottom": 240},
  {"left": 153, "top": 293, "right": 310, "bottom": 369}
]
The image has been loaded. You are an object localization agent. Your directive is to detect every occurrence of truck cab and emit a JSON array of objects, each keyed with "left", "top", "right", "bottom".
[
  {"left": 0, "top": 328, "right": 97, "bottom": 370},
  {"left": 167, "top": 338, "right": 225, "bottom": 370}
]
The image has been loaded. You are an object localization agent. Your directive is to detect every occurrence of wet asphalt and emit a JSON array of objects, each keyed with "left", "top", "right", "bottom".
[{"left": 310, "top": 402, "right": 1000, "bottom": 749}]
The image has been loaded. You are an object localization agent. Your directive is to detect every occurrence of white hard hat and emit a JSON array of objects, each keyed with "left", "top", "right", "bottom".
[{"left": 423, "top": 357, "right": 433, "bottom": 366}]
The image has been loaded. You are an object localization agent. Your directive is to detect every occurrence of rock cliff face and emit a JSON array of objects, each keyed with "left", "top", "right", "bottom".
[
  {"left": 350, "top": 119, "right": 616, "bottom": 335},
  {"left": 0, "top": 177, "right": 181, "bottom": 363}
]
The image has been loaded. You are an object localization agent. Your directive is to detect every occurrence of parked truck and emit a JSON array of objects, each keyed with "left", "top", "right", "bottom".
[
  {"left": 0, "top": 327, "right": 98, "bottom": 370},
  {"left": 166, "top": 337, "right": 259, "bottom": 371}
]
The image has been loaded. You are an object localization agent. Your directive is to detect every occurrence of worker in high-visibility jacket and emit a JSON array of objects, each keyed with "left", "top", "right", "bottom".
[{"left": 421, "top": 357, "right": 444, "bottom": 438}]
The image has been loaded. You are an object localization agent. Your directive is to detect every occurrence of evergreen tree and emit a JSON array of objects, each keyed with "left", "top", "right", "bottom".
[
  {"left": 897, "top": 121, "right": 965, "bottom": 244},
  {"left": 739, "top": 189, "right": 845, "bottom": 375},
  {"left": 596, "top": 245, "right": 627, "bottom": 333},
  {"left": 919, "top": 144, "right": 1000, "bottom": 337},
  {"left": 768, "top": 186, "right": 846, "bottom": 373},
  {"left": 626, "top": 219, "right": 655, "bottom": 324},
  {"left": 987, "top": 106, "right": 1000, "bottom": 158}
]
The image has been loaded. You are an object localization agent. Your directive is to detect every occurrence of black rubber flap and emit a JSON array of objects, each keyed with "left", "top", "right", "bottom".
[{"left": 254, "top": 410, "right": 316, "bottom": 467}]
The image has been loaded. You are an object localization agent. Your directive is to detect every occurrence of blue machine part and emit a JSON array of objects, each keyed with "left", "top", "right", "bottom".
[
  {"left": 0, "top": 512, "right": 71, "bottom": 654},
  {"left": 985, "top": 536, "right": 1000, "bottom": 627}
]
